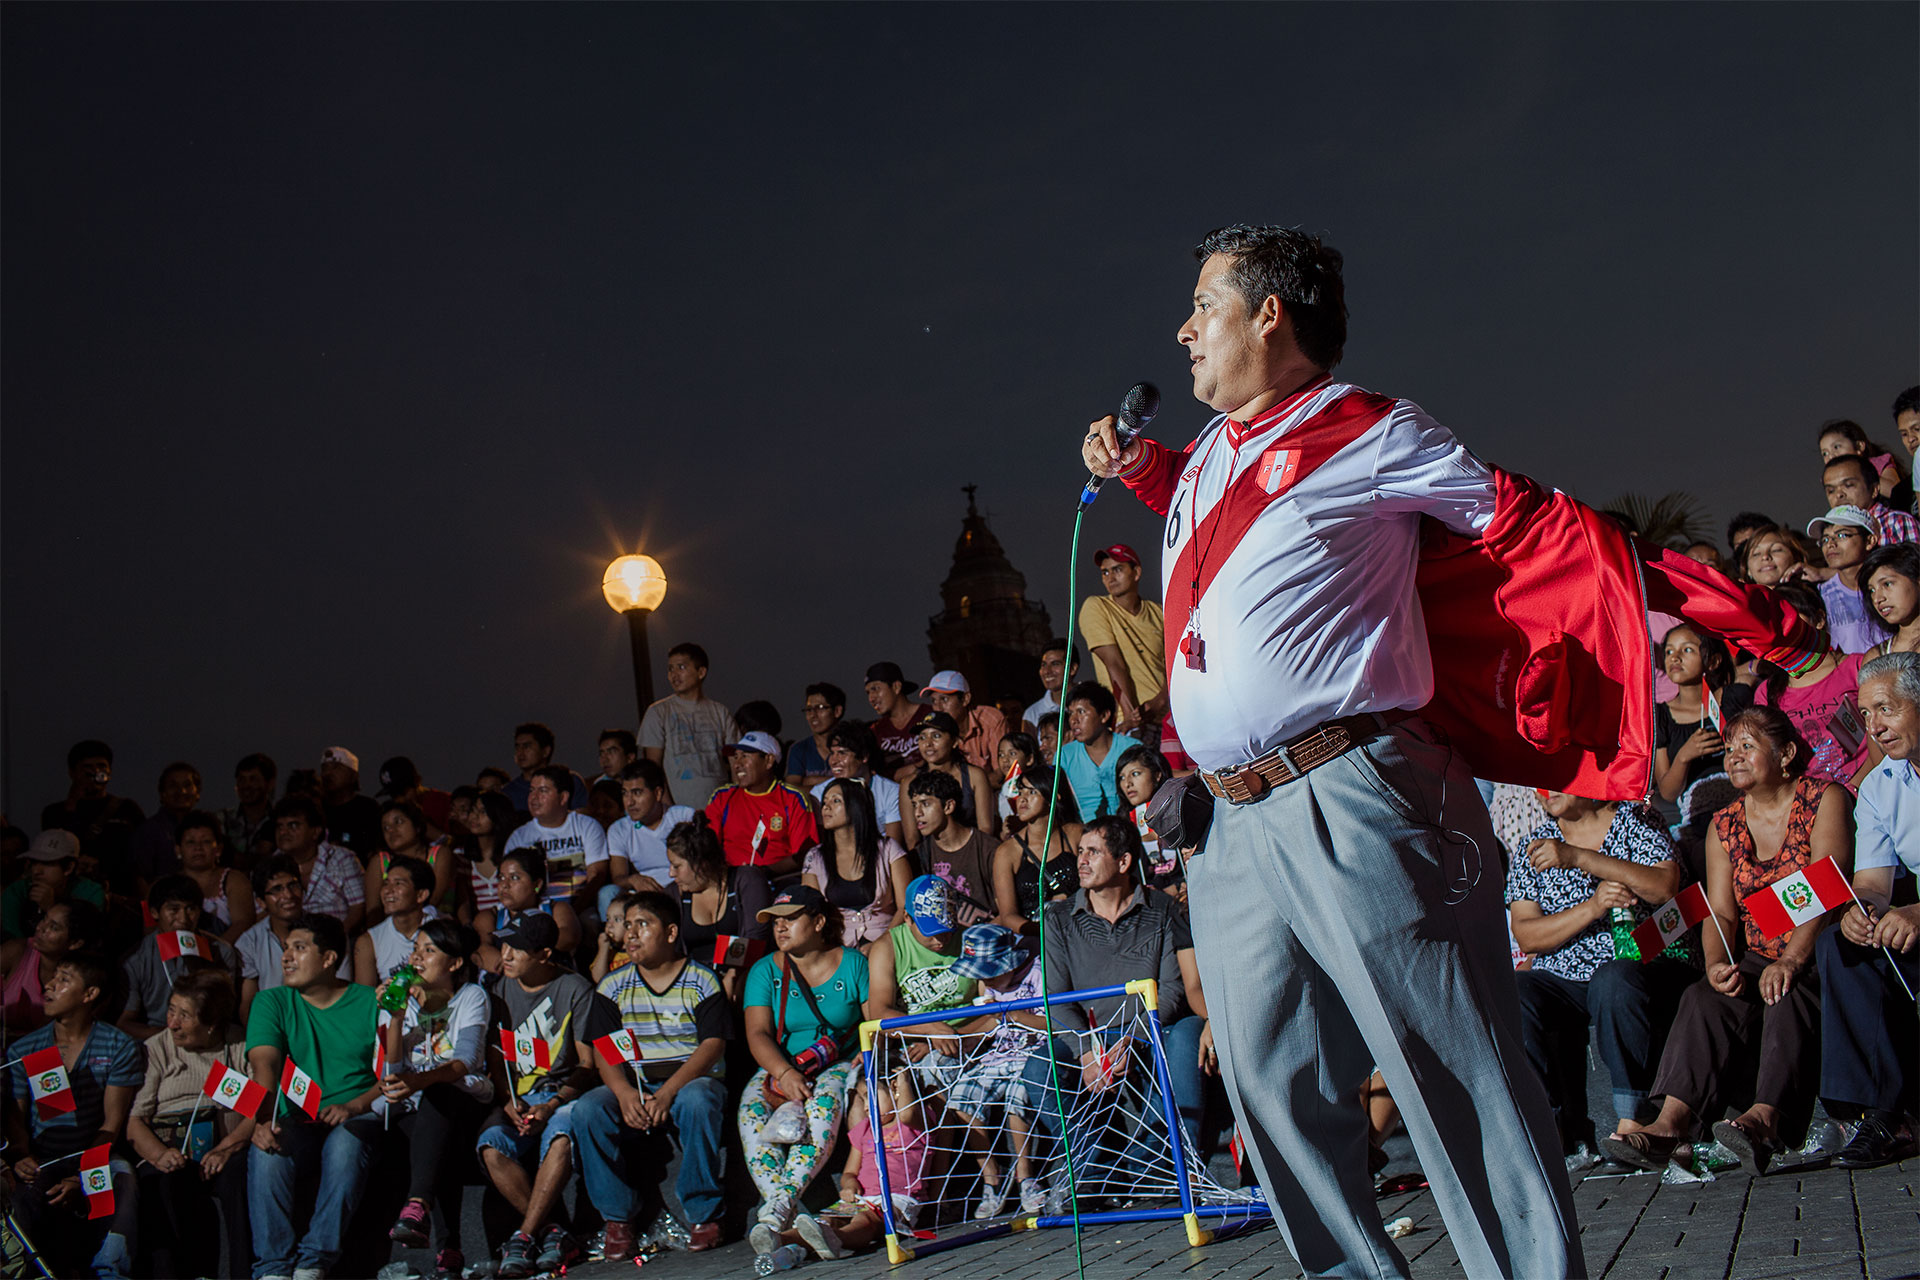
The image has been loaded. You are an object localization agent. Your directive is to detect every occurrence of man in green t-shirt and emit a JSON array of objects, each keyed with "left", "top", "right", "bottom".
[
  {"left": 245, "top": 912, "right": 381, "bottom": 1279},
  {"left": 866, "top": 875, "right": 978, "bottom": 1102}
]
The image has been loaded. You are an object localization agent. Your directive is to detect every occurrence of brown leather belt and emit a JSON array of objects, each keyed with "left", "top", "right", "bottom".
[{"left": 1200, "top": 710, "right": 1410, "bottom": 803}]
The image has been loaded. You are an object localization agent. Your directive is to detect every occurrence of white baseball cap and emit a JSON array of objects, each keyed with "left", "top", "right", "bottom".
[
  {"left": 724, "top": 731, "right": 782, "bottom": 757},
  {"left": 1805, "top": 505, "right": 1876, "bottom": 538},
  {"left": 321, "top": 746, "right": 360, "bottom": 773},
  {"left": 919, "top": 670, "right": 970, "bottom": 697}
]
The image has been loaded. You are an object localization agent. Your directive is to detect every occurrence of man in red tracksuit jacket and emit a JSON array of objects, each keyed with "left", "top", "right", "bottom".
[{"left": 1082, "top": 224, "right": 1813, "bottom": 1280}]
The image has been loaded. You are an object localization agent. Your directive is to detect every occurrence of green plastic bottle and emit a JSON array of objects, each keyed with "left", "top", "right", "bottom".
[
  {"left": 378, "top": 963, "right": 420, "bottom": 1014},
  {"left": 1609, "top": 908, "right": 1641, "bottom": 962}
]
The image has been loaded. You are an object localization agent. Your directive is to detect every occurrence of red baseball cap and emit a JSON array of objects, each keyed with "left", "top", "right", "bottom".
[{"left": 1093, "top": 544, "right": 1140, "bottom": 568}]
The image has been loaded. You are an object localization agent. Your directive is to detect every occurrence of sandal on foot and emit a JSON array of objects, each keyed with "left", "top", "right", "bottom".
[
  {"left": 1711, "top": 1119, "right": 1778, "bottom": 1174},
  {"left": 1599, "top": 1130, "right": 1682, "bottom": 1170}
]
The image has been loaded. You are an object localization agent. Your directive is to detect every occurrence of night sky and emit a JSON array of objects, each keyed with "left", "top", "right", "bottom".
[{"left": 4, "top": 4, "right": 1914, "bottom": 817}]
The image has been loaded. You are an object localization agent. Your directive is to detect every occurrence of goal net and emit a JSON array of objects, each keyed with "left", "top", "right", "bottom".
[{"left": 854, "top": 979, "right": 1267, "bottom": 1264}]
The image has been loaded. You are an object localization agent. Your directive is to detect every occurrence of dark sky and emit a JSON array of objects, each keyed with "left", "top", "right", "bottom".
[{"left": 4, "top": 3, "right": 1914, "bottom": 817}]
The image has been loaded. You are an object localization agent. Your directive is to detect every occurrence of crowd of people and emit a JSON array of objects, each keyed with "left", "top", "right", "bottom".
[{"left": 4, "top": 389, "right": 1919, "bottom": 1279}]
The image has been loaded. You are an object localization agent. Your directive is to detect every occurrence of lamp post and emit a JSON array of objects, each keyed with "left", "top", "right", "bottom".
[{"left": 602, "top": 554, "right": 668, "bottom": 722}]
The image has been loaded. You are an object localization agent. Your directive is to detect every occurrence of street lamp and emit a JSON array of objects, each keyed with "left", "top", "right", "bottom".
[{"left": 603, "top": 554, "right": 667, "bottom": 720}]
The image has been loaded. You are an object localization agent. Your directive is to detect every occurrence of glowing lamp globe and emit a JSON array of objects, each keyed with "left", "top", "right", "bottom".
[{"left": 602, "top": 554, "right": 667, "bottom": 613}]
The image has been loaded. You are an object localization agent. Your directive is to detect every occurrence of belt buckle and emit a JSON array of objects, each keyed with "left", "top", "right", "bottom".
[{"left": 1227, "top": 764, "right": 1269, "bottom": 803}]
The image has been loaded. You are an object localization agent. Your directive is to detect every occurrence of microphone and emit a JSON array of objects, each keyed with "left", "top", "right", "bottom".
[{"left": 1080, "top": 381, "right": 1160, "bottom": 506}]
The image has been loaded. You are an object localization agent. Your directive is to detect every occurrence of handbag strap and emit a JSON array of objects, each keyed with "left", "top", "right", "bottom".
[{"left": 783, "top": 954, "right": 841, "bottom": 1040}]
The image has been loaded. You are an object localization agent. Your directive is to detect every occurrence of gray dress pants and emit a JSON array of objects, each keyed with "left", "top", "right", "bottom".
[{"left": 1187, "top": 718, "right": 1584, "bottom": 1279}]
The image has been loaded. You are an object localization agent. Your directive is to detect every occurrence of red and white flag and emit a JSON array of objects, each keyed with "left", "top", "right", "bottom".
[
  {"left": 157, "top": 930, "right": 205, "bottom": 963},
  {"left": 203, "top": 1062, "right": 267, "bottom": 1118},
  {"left": 22, "top": 1047, "right": 75, "bottom": 1119},
  {"left": 371, "top": 1014, "right": 392, "bottom": 1079},
  {"left": 1702, "top": 683, "right": 1725, "bottom": 735},
  {"left": 280, "top": 1057, "right": 320, "bottom": 1119},
  {"left": 594, "top": 1028, "right": 643, "bottom": 1068},
  {"left": 79, "top": 1144, "right": 114, "bottom": 1220},
  {"left": 751, "top": 819, "right": 768, "bottom": 856},
  {"left": 1133, "top": 803, "right": 1158, "bottom": 842},
  {"left": 1000, "top": 764, "right": 1023, "bottom": 800},
  {"left": 501, "top": 1028, "right": 552, "bottom": 1073},
  {"left": 712, "top": 934, "right": 768, "bottom": 968},
  {"left": 1631, "top": 883, "right": 1712, "bottom": 961},
  {"left": 1744, "top": 856, "right": 1852, "bottom": 940}
]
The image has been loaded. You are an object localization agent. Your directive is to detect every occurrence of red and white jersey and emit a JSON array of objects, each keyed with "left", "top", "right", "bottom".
[{"left": 1123, "top": 378, "right": 1497, "bottom": 770}]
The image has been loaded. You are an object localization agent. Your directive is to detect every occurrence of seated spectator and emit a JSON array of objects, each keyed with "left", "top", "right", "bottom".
[
  {"left": 476, "top": 849, "right": 583, "bottom": 974},
  {"left": 41, "top": 738, "right": 144, "bottom": 892},
  {"left": 920, "top": 671, "right": 1010, "bottom": 784},
  {"left": 363, "top": 799, "right": 455, "bottom": 926},
  {"left": 376, "top": 755, "right": 454, "bottom": 840},
  {"left": 596, "top": 728, "right": 640, "bottom": 784},
  {"left": 706, "top": 731, "right": 819, "bottom": 875},
  {"left": 1654, "top": 625, "right": 1753, "bottom": 806},
  {"left": 864, "top": 661, "right": 931, "bottom": 774},
  {"left": 377, "top": 919, "right": 494, "bottom": 1280},
  {"left": 1505, "top": 793, "right": 1694, "bottom": 1154},
  {"left": 590, "top": 890, "right": 641, "bottom": 983},
  {"left": 751, "top": 1070, "right": 927, "bottom": 1262},
  {"left": 576, "top": 892, "right": 732, "bottom": 1257},
  {"left": 1684, "top": 541, "right": 1726, "bottom": 570},
  {"left": 1738, "top": 523, "right": 1810, "bottom": 587},
  {"left": 1810, "top": 505, "right": 1886, "bottom": 654},
  {"left": 803, "top": 778, "right": 912, "bottom": 948},
  {"left": 1824, "top": 452, "right": 1919, "bottom": 546},
  {"left": 504, "top": 722, "right": 590, "bottom": 816},
  {"left": 786, "top": 683, "right": 847, "bottom": 789},
  {"left": 1604, "top": 708, "right": 1852, "bottom": 1173},
  {"left": 1756, "top": 583, "right": 1879, "bottom": 791},
  {"left": 866, "top": 875, "right": 977, "bottom": 1027},
  {"left": 1819, "top": 416, "right": 1913, "bottom": 510},
  {"left": 1864, "top": 543, "right": 1920, "bottom": 658},
  {"left": 459, "top": 789, "right": 520, "bottom": 926},
  {"left": 218, "top": 752, "right": 279, "bottom": 869},
  {"left": 1080, "top": 543, "right": 1168, "bottom": 741},
  {"left": 602, "top": 758, "right": 694, "bottom": 916},
  {"left": 640, "top": 644, "right": 738, "bottom": 807},
  {"left": 1896, "top": 386, "right": 1920, "bottom": 490},
  {"left": 2, "top": 898, "right": 104, "bottom": 1040},
  {"left": 128, "top": 760, "right": 204, "bottom": 891},
  {"left": 128, "top": 967, "right": 252, "bottom": 1280},
  {"left": 4, "top": 951, "right": 142, "bottom": 1279},
  {"left": 2, "top": 828, "right": 106, "bottom": 943},
  {"left": 992, "top": 763, "right": 1084, "bottom": 935},
  {"left": 319, "top": 746, "right": 386, "bottom": 860},
  {"left": 245, "top": 912, "right": 383, "bottom": 1280},
  {"left": 907, "top": 770, "right": 1001, "bottom": 927},
  {"left": 238, "top": 855, "right": 351, "bottom": 1022},
  {"left": 586, "top": 777, "right": 625, "bottom": 829},
  {"left": 273, "top": 793, "right": 367, "bottom": 932},
  {"left": 1116, "top": 744, "right": 1184, "bottom": 895},
  {"left": 1726, "top": 511, "right": 1776, "bottom": 569},
  {"left": 1056, "top": 681, "right": 1141, "bottom": 822},
  {"left": 1021, "top": 639, "right": 1080, "bottom": 738},
  {"left": 666, "top": 814, "right": 772, "bottom": 1000},
  {"left": 811, "top": 721, "right": 905, "bottom": 845},
  {"left": 1818, "top": 652, "right": 1920, "bottom": 1168},
  {"left": 944, "top": 923, "right": 1053, "bottom": 1219},
  {"left": 908, "top": 710, "right": 995, "bottom": 832},
  {"left": 994, "top": 732, "right": 1040, "bottom": 831},
  {"left": 480, "top": 914, "right": 605, "bottom": 1279},
  {"left": 174, "top": 808, "right": 255, "bottom": 942},
  {"left": 1035, "top": 711, "right": 1062, "bottom": 766},
  {"left": 355, "top": 853, "right": 438, "bottom": 985},
  {"left": 505, "top": 765, "right": 610, "bottom": 915},
  {"left": 739, "top": 886, "right": 869, "bottom": 1231},
  {"left": 120, "top": 874, "right": 242, "bottom": 1042}
]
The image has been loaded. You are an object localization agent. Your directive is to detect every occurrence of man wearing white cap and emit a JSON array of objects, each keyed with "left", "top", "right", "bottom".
[
  {"left": 704, "top": 732, "right": 818, "bottom": 876},
  {"left": 1809, "top": 505, "right": 1883, "bottom": 655},
  {"left": 919, "top": 671, "right": 1009, "bottom": 784},
  {"left": 318, "top": 746, "right": 383, "bottom": 860}
]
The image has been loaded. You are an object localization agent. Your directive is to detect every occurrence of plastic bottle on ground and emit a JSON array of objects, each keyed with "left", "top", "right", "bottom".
[{"left": 755, "top": 1242, "right": 809, "bottom": 1274}]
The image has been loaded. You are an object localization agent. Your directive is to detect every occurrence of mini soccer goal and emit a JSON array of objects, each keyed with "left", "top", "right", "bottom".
[{"left": 855, "top": 978, "right": 1268, "bottom": 1265}]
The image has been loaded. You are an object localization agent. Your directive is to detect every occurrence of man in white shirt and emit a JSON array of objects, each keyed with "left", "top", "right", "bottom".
[
  {"left": 1819, "top": 652, "right": 1920, "bottom": 1169},
  {"left": 505, "top": 766, "right": 610, "bottom": 915},
  {"left": 353, "top": 854, "right": 438, "bottom": 985},
  {"left": 601, "top": 758, "right": 695, "bottom": 917},
  {"left": 1020, "top": 639, "right": 1080, "bottom": 738},
  {"left": 1083, "top": 224, "right": 1578, "bottom": 1279},
  {"left": 236, "top": 855, "right": 350, "bottom": 1022}
]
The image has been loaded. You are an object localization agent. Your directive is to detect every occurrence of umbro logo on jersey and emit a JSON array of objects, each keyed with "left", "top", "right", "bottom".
[
  {"left": 1255, "top": 449, "right": 1299, "bottom": 494},
  {"left": 1180, "top": 464, "right": 1202, "bottom": 482}
]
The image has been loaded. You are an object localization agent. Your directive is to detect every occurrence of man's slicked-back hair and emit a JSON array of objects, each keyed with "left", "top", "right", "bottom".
[
  {"left": 1893, "top": 386, "right": 1920, "bottom": 419},
  {"left": 1195, "top": 224, "right": 1348, "bottom": 370}
]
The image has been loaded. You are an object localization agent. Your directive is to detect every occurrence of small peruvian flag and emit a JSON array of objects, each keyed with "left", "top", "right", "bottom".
[
  {"left": 22, "top": 1047, "right": 75, "bottom": 1118},
  {"left": 157, "top": 930, "right": 205, "bottom": 962},
  {"left": 140, "top": 902, "right": 157, "bottom": 932},
  {"left": 1001, "top": 764, "right": 1023, "bottom": 800},
  {"left": 1133, "top": 803, "right": 1157, "bottom": 842},
  {"left": 594, "top": 1028, "right": 644, "bottom": 1068},
  {"left": 79, "top": 1144, "right": 114, "bottom": 1220},
  {"left": 1631, "top": 883, "right": 1712, "bottom": 961},
  {"left": 712, "top": 934, "right": 768, "bottom": 968},
  {"left": 1744, "top": 856, "right": 1852, "bottom": 941},
  {"left": 501, "top": 1028, "right": 552, "bottom": 1073},
  {"left": 203, "top": 1062, "right": 267, "bottom": 1118},
  {"left": 280, "top": 1057, "right": 321, "bottom": 1119},
  {"left": 371, "top": 1013, "right": 392, "bottom": 1079},
  {"left": 1703, "top": 683, "right": 1725, "bottom": 735},
  {"left": 751, "top": 819, "right": 768, "bottom": 856}
]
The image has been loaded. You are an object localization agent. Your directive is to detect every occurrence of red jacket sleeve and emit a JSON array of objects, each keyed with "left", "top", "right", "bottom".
[
  {"left": 1639, "top": 545, "right": 1822, "bottom": 671},
  {"left": 1118, "top": 439, "right": 1190, "bottom": 517}
]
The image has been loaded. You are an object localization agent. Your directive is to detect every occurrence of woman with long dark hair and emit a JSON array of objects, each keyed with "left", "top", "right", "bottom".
[
  {"left": 801, "top": 778, "right": 911, "bottom": 949},
  {"left": 458, "top": 790, "right": 520, "bottom": 926},
  {"left": 1653, "top": 624, "right": 1751, "bottom": 803},
  {"left": 991, "top": 763, "right": 1083, "bottom": 934},
  {"left": 666, "top": 814, "right": 771, "bottom": 1002},
  {"left": 1864, "top": 543, "right": 1920, "bottom": 658}
]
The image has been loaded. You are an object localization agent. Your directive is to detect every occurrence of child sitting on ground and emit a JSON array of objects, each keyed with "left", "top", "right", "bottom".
[{"left": 750, "top": 1069, "right": 928, "bottom": 1261}]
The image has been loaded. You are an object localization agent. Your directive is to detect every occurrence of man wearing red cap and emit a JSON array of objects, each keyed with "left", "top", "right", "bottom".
[{"left": 1079, "top": 544, "right": 1167, "bottom": 740}]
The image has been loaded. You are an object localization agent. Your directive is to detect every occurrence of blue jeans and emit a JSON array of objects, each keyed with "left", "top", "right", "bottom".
[
  {"left": 568, "top": 1078, "right": 728, "bottom": 1226},
  {"left": 1517, "top": 959, "right": 1694, "bottom": 1149},
  {"left": 247, "top": 1117, "right": 378, "bottom": 1277},
  {"left": 475, "top": 1088, "right": 569, "bottom": 1168}
]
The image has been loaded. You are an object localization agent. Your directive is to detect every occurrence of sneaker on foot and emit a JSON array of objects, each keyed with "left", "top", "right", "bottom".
[
  {"left": 495, "top": 1230, "right": 538, "bottom": 1280},
  {"left": 390, "top": 1197, "right": 433, "bottom": 1247},
  {"left": 601, "top": 1220, "right": 639, "bottom": 1263},
  {"left": 535, "top": 1225, "right": 583, "bottom": 1272},
  {"left": 293, "top": 1271, "right": 323, "bottom": 1280},
  {"left": 794, "top": 1213, "right": 847, "bottom": 1260},
  {"left": 686, "top": 1221, "right": 723, "bottom": 1252},
  {"left": 432, "top": 1248, "right": 465, "bottom": 1280},
  {"left": 1019, "top": 1178, "right": 1046, "bottom": 1215},
  {"left": 749, "top": 1223, "right": 780, "bottom": 1256},
  {"left": 756, "top": 1192, "right": 795, "bottom": 1228},
  {"left": 975, "top": 1178, "right": 1008, "bottom": 1220}
]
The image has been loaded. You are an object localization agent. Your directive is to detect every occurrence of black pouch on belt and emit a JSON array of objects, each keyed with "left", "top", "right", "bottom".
[{"left": 1144, "top": 774, "right": 1215, "bottom": 864}]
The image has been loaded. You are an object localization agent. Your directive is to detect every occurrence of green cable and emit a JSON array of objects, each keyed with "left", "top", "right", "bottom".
[{"left": 1035, "top": 502, "right": 1089, "bottom": 1278}]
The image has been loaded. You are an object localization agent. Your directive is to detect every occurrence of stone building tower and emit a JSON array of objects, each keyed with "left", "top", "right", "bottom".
[{"left": 926, "top": 485, "right": 1054, "bottom": 708}]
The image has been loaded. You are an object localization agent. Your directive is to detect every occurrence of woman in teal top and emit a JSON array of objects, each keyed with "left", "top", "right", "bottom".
[{"left": 738, "top": 885, "right": 868, "bottom": 1231}]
